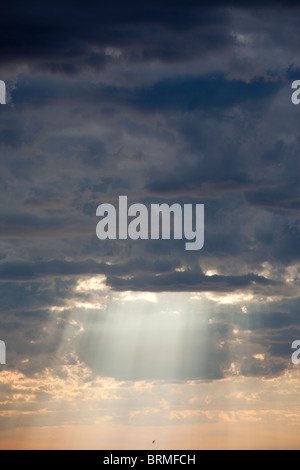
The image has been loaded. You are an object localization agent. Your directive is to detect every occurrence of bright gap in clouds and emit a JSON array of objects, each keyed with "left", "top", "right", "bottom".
[
  {"left": 2, "top": 276, "right": 296, "bottom": 449},
  {"left": 19, "top": 281, "right": 219, "bottom": 438}
]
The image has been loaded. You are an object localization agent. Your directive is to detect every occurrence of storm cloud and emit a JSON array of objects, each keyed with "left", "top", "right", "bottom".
[{"left": 1, "top": 0, "right": 300, "bottom": 448}]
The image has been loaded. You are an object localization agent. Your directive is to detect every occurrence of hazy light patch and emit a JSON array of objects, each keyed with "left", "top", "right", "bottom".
[
  {"left": 73, "top": 301, "right": 104, "bottom": 310},
  {"left": 50, "top": 297, "right": 107, "bottom": 312},
  {"left": 50, "top": 306, "right": 68, "bottom": 312},
  {"left": 253, "top": 354, "right": 265, "bottom": 361},
  {"left": 130, "top": 408, "right": 160, "bottom": 419},
  {"left": 75, "top": 276, "right": 107, "bottom": 292},
  {"left": 205, "top": 292, "right": 255, "bottom": 305},
  {"left": 68, "top": 320, "right": 84, "bottom": 336},
  {"left": 50, "top": 277, "right": 109, "bottom": 312},
  {"left": 233, "top": 33, "right": 254, "bottom": 47},
  {"left": 119, "top": 292, "right": 158, "bottom": 303},
  {"left": 255, "top": 262, "right": 273, "bottom": 279},
  {"left": 219, "top": 410, "right": 261, "bottom": 423},
  {"left": 105, "top": 47, "right": 122, "bottom": 59},
  {"left": 235, "top": 391, "right": 257, "bottom": 402},
  {"left": 205, "top": 269, "right": 219, "bottom": 276},
  {"left": 226, "top": 363, "right": 241, "bottom": 376},
  {"left": 175, "top": 267, "right": 187, "bottom": 272},
  {"left": 169, "top": 410, "right": 205, "bottom": 422},
  {"left": 160, "top": 310, "right": 180, "bottom": 315},
  {"left": 190, "top": 294, "right": 203, "bottom": 301},
  {"left": 285, "top": 265, "right": 300, "bottom": 284}
]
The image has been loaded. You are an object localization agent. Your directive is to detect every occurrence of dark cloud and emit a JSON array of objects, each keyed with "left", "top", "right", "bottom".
[
  {"left": 0, "top": 2, "right": 231, "bottom": 71},
  {"left": 107, "top": 270, "right": 278, "bottom": 293},
  {"left": 0, "top": 0, "right": 298, "bottom": 78},
  {"left": 11, "top": 73, "right": 282, "bottom": 111},
  {"left": 0, "top": 258, "right": 179, "bottom": 281},
  {"left": 132, "top": 74, "right": 282, "bottom": 112},
  {"left": 1, "top": 1, "right": 300, "bottom": 392},
  {"left": 0, "top": 211, "right": 93, "bottom": 238}
]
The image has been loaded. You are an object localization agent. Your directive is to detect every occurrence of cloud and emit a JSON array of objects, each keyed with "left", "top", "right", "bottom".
[
  {"left": 107, "top": 270, "right": 278, "bottom": 293},
  {"left": 0, "top": 2, "right": 232, "bottom": 72},
  {"left": 1, "top": 1, "right": 300, "bottom": 446}
]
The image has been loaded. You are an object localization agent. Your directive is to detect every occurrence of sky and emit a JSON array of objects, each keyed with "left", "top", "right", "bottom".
[{"left": 1, "top": 0, "right": 300, "bottom": 450}]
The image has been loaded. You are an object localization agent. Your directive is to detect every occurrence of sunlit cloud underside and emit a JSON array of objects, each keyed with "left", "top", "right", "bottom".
[{"left": 0, "top": 275, "right": 300, "bottom": 449}]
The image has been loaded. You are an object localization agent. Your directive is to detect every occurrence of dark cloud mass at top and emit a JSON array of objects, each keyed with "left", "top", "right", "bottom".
[
  {"left": 0, "top": 1, "right": 230, "bottom": 70},
  {"left": 0, "top": 0, "right": 297, "bottom": 75},
  {"left": 1, "top": 0, "right": 300, "bottom": 385}
]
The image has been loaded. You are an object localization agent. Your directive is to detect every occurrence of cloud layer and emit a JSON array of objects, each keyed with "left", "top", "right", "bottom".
[{"left": 1, "top": 0, "right": 300, "bottom": 447}]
